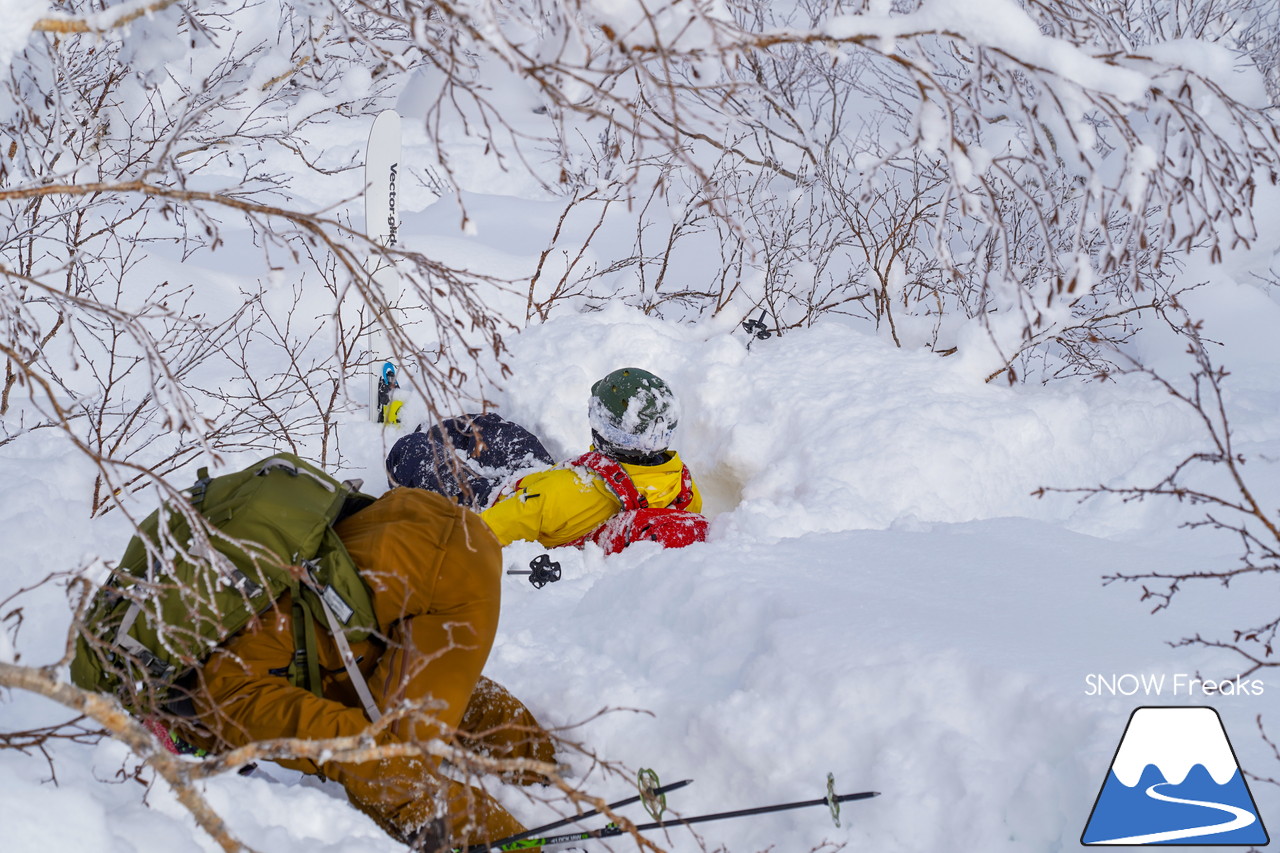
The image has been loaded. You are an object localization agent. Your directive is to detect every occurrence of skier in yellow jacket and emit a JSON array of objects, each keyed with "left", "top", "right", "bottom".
[{"left": 481, "top": 368, "right": 706, "bottom": 552}]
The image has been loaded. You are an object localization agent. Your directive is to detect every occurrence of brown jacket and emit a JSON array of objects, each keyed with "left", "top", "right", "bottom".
[{"left": 183, "top": 487, "right": 551, "bottom": 848}]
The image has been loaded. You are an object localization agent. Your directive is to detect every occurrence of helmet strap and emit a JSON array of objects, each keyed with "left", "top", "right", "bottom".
[{"left": 591, "top": 430, "right": 670, "bottom": 466}]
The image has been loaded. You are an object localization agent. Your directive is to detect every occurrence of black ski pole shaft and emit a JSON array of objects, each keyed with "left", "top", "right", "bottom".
[
  {"left": 464, "top": 778, "right": 693, "bottom": 852},
  {"left": 631, "top": 789, "right": 879, "bottom": 833},
  {"left": 484, "top": 790, "right": 880, "bottom": 851}
]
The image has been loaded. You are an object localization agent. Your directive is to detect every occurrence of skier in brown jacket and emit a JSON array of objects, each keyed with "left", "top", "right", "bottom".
[{"left": 180, "top": 486, "right": 553, "bottom": 850}]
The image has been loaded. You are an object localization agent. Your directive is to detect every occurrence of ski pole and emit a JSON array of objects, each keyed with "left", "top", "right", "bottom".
[
  {"left": 478, "top": 789, "right": 880, "bottom": 851},
  {"left": 506, "top": 554, "right": 561, "bottom": 589},
  {"left": 742, "top": 308, "right": 772, "bottom": 341},
  {"left": 464, "top": 778, "right": 693, "bottom": 852}
]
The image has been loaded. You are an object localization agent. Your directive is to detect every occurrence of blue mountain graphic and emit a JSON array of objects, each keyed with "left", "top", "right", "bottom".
[{"left": 1082, "top": 763, "right": 1269, "bottom": 845}]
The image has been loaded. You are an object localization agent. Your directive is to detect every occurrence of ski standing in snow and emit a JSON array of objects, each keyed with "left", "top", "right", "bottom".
[{"left": 364, "top": 109, "right": 404, "bottom": 426}]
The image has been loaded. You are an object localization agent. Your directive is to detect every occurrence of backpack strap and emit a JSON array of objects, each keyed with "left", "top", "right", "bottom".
[
  {"left": 570, "top": 452, "right": 696, "bottom": 512},
  {"left": 570, "top": 451, "right": 647, "bottom": 511},
  {"left": 289, "top": 561, "right": 383, "bottom": 723},
  {"left": 289, "top": 592, "right": 322, "bottom": 700},
  {"left": 673, "top": 465, "right": 695, "bottom": 511},
  {"left": 313, "top": 587, "right": 382, "bottom": 723}
]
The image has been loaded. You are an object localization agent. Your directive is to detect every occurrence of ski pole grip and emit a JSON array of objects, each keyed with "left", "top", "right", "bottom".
[{"left": 505, "top": 554, "right": 562, "bottom": 589}]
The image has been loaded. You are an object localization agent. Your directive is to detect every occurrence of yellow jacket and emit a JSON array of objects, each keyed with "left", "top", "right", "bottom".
[{"left": 480, "top": 451, "right": 702, "bottom": 548}]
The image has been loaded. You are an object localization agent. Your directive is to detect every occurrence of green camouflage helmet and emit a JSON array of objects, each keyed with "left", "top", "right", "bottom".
[{"left": 588, "top": 367, "right": 680, "bottom": 453}]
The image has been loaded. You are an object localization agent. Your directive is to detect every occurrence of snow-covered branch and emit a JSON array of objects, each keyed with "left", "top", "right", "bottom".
[
  {"left": 0, "top": 660, "right": 249, "bottom": 853},
  {"left": 1039, "top": 309, "right": 1279, "bottom": 674},
  {"left": 398, "top": 0, "right": 1280, "bottom": 378},
  {"left": 33, "top": 0, "right": 187, "bottom": 35}
]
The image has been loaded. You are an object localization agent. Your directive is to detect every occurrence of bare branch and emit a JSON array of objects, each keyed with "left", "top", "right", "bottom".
[{"left": 33, "top": 0, "right": 186, "bottom": 35}]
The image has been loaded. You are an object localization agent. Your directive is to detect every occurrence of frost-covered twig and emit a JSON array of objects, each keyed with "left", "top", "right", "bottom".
[{"left": 33, "top": 0, "right": 186, "bottom": 35}]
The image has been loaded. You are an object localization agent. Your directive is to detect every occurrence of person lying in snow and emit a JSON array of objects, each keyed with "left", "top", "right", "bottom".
[
  {"left": 386, "top": 367, "right": 708, "bottom": 554},
  {"left": 176, "top": 487, "right": 555, "bottom": 849},
  {"left": 386, "top": 411, "right": 556, "bottom": 510}
]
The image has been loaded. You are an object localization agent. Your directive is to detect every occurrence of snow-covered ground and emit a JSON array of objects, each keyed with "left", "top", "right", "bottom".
[{"left": 4, "top": 264, "right": 1280, "bottom": 850}]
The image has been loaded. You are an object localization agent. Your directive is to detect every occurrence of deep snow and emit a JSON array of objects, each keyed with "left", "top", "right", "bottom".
[{"left": 4, "top": 288, "right": 1280, "bottom": 850}]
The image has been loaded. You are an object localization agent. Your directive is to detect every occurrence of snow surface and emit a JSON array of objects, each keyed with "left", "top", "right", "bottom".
[{"left": 4, "top": 285, "right": 1279, "bottom": 851}]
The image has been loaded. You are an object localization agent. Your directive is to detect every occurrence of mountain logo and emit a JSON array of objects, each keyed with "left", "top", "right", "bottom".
[{"left": 1082, "top": 706, "right": 1269, "bottom": 846}]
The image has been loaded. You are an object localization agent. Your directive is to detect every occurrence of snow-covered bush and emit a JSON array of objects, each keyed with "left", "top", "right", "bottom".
[
  {"left": 1, "top": 0, "right": 513, "bottom": 511},
  {"left": 412, "top": 0, "right": 1280, "bottom": 380}
]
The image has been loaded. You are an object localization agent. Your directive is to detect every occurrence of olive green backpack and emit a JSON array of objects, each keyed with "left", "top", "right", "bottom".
[{"left": 71, "top": 454, "right": 379, "bottom": 715}]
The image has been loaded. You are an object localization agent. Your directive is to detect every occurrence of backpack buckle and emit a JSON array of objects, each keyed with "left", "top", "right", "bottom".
[
  {"left": 188, "top": 469, "right": 212, "bottom": 508},
  {"left": 228, "top": 569, "right": 263, "bottom": 599},
  {"left": 133, "top": 648, "right": 177, "bottom": 682}
]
